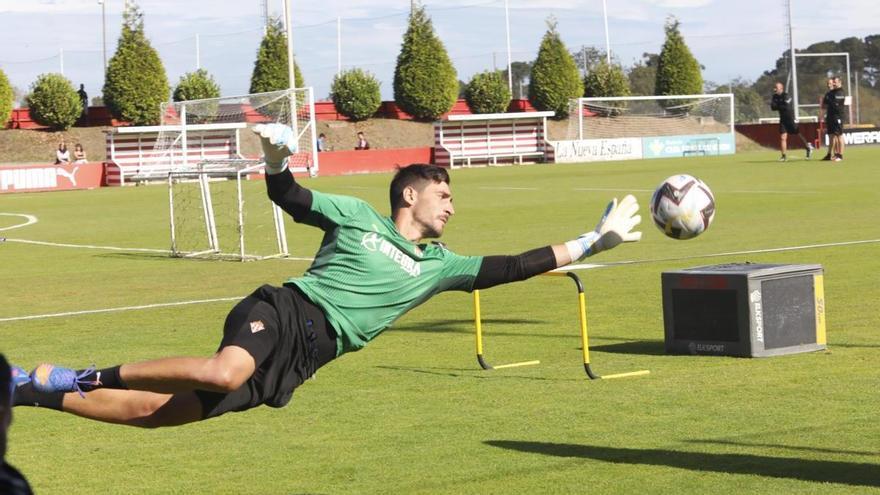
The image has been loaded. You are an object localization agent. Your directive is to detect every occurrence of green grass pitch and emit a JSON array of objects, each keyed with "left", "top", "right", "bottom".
[{"left": 2, "top": 147, "right": 879, "bottom": 494}]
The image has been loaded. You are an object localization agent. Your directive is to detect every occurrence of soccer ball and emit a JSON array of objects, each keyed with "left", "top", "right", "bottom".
[{"left": 650, "top": 174, "right": 716, "bottom": 240}]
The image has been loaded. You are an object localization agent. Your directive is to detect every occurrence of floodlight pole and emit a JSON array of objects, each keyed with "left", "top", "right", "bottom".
[
  {"left": 504, "top": 0, "right": 513, "bottom": 95},
  {"left": 787, "top": 0, "right": 799, "bottom": 120},
  {"left": 602, "top": 0, "right": 611, "bottom": 64},
  {"left": 99, "top": 0, "right": 107, "bottom": 81},
  {"left": 337, "top": 17, "right": 342, "bottom": 78},
  {"left": 196, "top": 34, "right": 201, "bottom": 70},
  {"left": 283, "top": 0, "right": 295, "bottom": 91}
]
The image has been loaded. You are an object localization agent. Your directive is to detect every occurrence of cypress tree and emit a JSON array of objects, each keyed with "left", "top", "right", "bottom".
[
  {"left": 655, "top": 17, "right": 703, "bottom": 99},
  {"left": 528, "top": 18, "right": 583, "bottom": 118},
  {"left": 0, "top": 68, "right": 12, "bottom": 128},
  {"left": 250, "top": 18, "right": 304, "bottom": 94},
  {"left": 102, "top": 1, "right": 170, "bottom": 125},
  {"left": 393, "top": 3, "right": 458, "bottom": 120}
]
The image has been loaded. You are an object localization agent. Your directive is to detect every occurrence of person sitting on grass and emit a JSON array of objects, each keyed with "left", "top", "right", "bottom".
[{"left": 11, "top": 123, "right": 642, "bottom": 428}]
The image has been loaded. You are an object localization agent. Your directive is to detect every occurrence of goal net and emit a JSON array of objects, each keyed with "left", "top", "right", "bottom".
[
  {"left": 169, "top": 165, "right": 288, "bottom": 261},
  {"left": 568, "top": 94, "right": 734, "bottom": 141},
  {"left": 153, "top": 87, "right": 319, "bottom": 176},
  {"left": 159, "top": 87, "right": 317, "bottom": 260},
  {"left": 792, "top": 52, "right": 853, "bottom": 124}
]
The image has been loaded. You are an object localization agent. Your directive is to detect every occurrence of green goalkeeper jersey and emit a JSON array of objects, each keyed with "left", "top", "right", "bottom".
[{"left": 288, "top": 190, "right": 483, "bottom": 356}]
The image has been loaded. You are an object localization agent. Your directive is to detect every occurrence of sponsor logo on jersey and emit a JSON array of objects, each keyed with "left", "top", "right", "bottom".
[
  {"left": 361, "top": 232, "right": 421, "bottom": 277},
  {"left": 250, "top": 320, "right": 266, "bottom": 333}
]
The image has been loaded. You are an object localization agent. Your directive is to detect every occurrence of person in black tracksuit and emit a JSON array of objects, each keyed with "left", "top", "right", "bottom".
[
  {"left": 770, "top": 82, "right": 813, "bottom": 162},
  {"left": 821, "top": 76, "right": 846, "bottom": 161}
]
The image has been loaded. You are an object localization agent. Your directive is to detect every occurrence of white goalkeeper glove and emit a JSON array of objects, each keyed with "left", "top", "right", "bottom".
[
  {"left": 565, "top": 194, "right": 642, "bottom": 261},
  {"left": 253, "top": 123, "right": 298, "bottom": 174}
]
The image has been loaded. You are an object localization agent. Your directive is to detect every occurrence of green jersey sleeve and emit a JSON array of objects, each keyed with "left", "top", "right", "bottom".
[
  {"left": 435, "top": 244, "right": 483, "bottom": 292},
  {"left": 301, "top": 190, "right": 371, "bottom": 231}
]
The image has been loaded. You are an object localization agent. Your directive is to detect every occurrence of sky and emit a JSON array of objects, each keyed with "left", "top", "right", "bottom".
[{"left": 0, "top": 0, "right": 878, "bottom": 104}]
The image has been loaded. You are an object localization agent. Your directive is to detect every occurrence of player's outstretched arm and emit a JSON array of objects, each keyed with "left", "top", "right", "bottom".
[
  {"left": 474, "top": 195, "right": 641, "bottom": 290},
  {"left": 253, "top": 123, "right": 313, "bottom": 222}
]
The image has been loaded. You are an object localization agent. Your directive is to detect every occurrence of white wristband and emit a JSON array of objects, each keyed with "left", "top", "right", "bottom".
[
  {"left": 265, "top": 157, "right": 289, "bottom": 175},
  {"left": 565, "top": 231, "right": 601, "bottom": 262}
]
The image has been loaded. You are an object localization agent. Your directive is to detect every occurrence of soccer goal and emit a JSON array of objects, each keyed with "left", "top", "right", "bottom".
[
  {"left": 557, "top": 94, "right": 735, "bottom": 162},
  {"left": 158, "top": 88, "right": 317, "bottom": 260},
  {"left": 168, "top": 164, "right": 288, "bottom": 261},
  {"left": 153, "top": 87, "right": 318, "bottom": 176}
]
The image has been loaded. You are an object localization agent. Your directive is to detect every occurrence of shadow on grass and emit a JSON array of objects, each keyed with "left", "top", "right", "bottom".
[
  {"left": 98, "top": 252, "right": 261, "bottom": 263},
  {"left": 391, "top": 318, "right": 548, "bottom": 335},
  {"left": 685, "top": 439, "right": 880, "bottom": 457},
  {"left": 590, "top": 340, "right": 666, "bottom": 356},
  {"left": 375, "top": 365, "right": 578, "bottom": 382},
  {"left": 485, "top": 440, "right": 880, "bottom": 488}
]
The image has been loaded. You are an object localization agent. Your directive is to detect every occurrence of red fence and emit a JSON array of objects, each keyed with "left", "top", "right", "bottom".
[
  {"left": 7, "top": 107, "right": 125, "bottom": 129},
  {"left": 308, "top": 147, "right": 433, "bottom": 176},
  {"left": 735, "top": 122, "right": 823, "bottom": 149},
  {"left": 8, "top": 99, "right": 540, "bottom": 128}
]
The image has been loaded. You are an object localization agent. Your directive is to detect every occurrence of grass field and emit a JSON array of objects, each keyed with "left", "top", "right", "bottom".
[{"left": 2, "top": 147, "right": 879, "bottom": 494}]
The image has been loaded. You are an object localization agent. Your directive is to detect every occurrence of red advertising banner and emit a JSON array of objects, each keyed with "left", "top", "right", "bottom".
[{"left": 0, "top": 162, "right": 105, "bottom": 194}]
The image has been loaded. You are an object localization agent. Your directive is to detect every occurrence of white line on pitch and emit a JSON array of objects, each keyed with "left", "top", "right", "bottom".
[
  {"left": 478, "top": 186, "right": 540, "bottom": 191},
  {"left": 2, "top": 238, "right": 315, "bottom": 261},
  {"left": 4, "top": 238, "right": 171, "bottom": 253},
  {"left": 564, "top": 238, "right": 880, "bottom": 270},
  {"left": 0, "top": 213, "right": 38, "bottom": 231},
  {"left": 572, "top": 187, "right": 653, "bottom": 192},
  {"left": 0, "top": 296, "right": 244, "bottom": 323}
]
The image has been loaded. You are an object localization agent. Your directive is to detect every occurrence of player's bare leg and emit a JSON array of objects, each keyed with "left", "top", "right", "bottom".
[
  {"left": 779, "top": 133, "right": 788, "bottom": 161},
  {"left": 118, "top": 346, "right": 256, "bottom": 394},
  {"left": 27, "top": 345, "right": 255, "bottom": 396},
  {"left": 61, "top": 389, "right": 204, "bottom": 428}
]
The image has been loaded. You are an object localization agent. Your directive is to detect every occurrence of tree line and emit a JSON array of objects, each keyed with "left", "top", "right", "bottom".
[{"left": 1, "top": 0, "right": 878, "bottom": 130}]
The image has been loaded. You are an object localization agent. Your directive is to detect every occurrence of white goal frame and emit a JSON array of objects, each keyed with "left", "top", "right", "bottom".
[
  {"left": 792, "top": 52, "right": 853, "bottom": 124},
  {"left": 168, "top": 164, "right": 289, "bottom": 261},
  {"left": 572, "top": 94, "right": 735, "bottom": 142}
]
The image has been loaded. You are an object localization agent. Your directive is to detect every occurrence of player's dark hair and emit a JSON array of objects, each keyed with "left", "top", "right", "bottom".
[{"left": 389, "top": 164, "right": 450, "bottom": 212}]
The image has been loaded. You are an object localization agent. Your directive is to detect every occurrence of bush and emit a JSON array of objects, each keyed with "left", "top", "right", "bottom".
[
  {"left": 393, "top": 3, "right": 458, "bottom": 120},
  {"left": 655, "top": 17, "right": 703, "bottom": 99},
  {"left": 331, "top": 69, "right": 382, "bottom": 121},
  {"left": 103, "top": 1, "right": 169, "bottom": 125},
  {"left": 0, "top": 68, "right": 12, "bottom": 128},
  {"left": 528, "top": 18, "right": 583, "bottom": 118},
  {"left": 250, "top": 18, "right": 304, "bottom": 94},
  {"left": 465, "top": 71, "right": 511, "bottom": 114},
  {"left": 173, "top": 69, "right": 220, "bottom": 102},
  {"left": 26, "top": 73, "right": 82, "bottom": 130},
  {"left": 584, "top": 60, "right": 631, "bottom": 98}
]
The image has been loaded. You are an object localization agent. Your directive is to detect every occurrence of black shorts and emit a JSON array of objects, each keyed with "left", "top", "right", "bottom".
[
  {"left": 195, "top": 285, "right": 337, "bottom": 419},
  {"left": 826, "top": 117, "right": 843, "bottom": 136},
  {"left": 779, "top": 119, "right": 798, "bottom": 135}
]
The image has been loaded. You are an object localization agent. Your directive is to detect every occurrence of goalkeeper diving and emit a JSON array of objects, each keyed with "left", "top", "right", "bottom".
[{"left": 11, "top": 124, "right": 642, "bottom": 427}]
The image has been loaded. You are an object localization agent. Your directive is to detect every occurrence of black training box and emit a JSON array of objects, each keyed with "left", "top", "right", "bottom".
[{"left": 661, "top": 263, "right": 826, "bottom": 357}]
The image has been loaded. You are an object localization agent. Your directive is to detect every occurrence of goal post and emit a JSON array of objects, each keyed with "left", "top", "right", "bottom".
[
  {"left": 168, "top": 165, "right": 289, "bottom": 261},
  {"left": 792, "top": 52, "right": 853, "bottom": 124},
  {"left": 554, "top": 93, "right": 735, "bottom": 163},
  {"left": 158, "top": 87, "right": 317, "bottom": 261}
]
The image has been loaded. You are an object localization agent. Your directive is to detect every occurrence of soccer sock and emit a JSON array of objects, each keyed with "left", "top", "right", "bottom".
[
  {"left": 77, "top": 365, "right": 128, "bottom": 391},
  {"left": 13, "top": 382, "right": 65, "bottom": 410}
]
